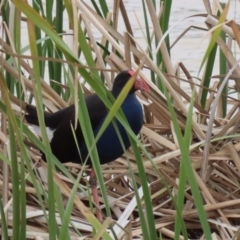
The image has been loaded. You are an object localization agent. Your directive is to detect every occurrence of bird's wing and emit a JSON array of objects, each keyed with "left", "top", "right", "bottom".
[
  {"left": 25, "top": 93, "right": 107, "bottom": 129},
  {"left": 25, "top": 104, "right": 75, "bottom": 129},
  {"left": 48, "top": 118, "right": 83, "bottom": 162},
  {"left": 84, "top": 93, "right": 108, "bottom": 128},
  {"left": 48, "top": 93, "right": 108, "bottom": 163},
  {"left": 44, "top": 105, "right": 75, "bottom": 129},
  {"left": 25, "top": 93, "right": 108, "bottom": 162}
]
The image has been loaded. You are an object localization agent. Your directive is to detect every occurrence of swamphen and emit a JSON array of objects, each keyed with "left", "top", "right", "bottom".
[{"left": 25, "top": 70, "right": 150, "bottom": 220}]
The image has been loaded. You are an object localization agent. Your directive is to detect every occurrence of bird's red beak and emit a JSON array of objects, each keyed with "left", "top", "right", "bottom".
[{"left": 128, "top": 70, "right": 150, "bottom": 92}]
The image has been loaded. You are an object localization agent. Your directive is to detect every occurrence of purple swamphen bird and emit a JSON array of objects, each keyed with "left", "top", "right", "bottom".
[{"left": 25, "top": 70, "right": 150, "bottom": 220}]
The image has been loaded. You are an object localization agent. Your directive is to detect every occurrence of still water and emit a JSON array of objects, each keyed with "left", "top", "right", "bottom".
[
  {"left": 19, "top": 1, "right": 240, "bottom": 85},
  {"left": 111, "top": 0, "right": 239, "bottom": 77}
]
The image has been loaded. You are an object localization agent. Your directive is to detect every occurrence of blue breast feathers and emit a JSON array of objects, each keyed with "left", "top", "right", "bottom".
[{"left": 80, "top": 94, "right": 143, "bottom": 165}]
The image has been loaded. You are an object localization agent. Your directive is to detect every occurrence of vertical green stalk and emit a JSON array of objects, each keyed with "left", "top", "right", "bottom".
[
  {"left": 219, "top": 2, "right": 227, "bottom": 117},
  {"left": 159, "top": 0, "right": 172, "bottom": 65},
  {"left": 141, "top": 0, "right": 155, "bottom": 83},
  {"left": 19, "top": 143, "right": 26, "bottom": 240},
  {"left": 200, "top": 43, "right": 218, "bottom": 108},
  {"left": 27, "top": 18, "right": 58, "bottom": 239},
  {"left": 32, "top": 0, "right": 44, "bottom": 77},
  {"left": 0, "top": 197, "right": 8, "bottom": 239},
  {"left": 96, "top": 0, "right": 109, "bottom": 18},
  {"left": 53, "top": 0, "right": 63, "bottom": 94},
  {"left": 174, "top": 91, "right": 195, "bottom": 240},
  {"left": 5, "top": 3, "right": 14, "bottom": 93},
  {"left": 128, "top": 162, "right": 150, "bottom": 240},
  {"left": 14, "top": 9, "right": 23, "bottom": 100},
  {"left": 9, "top": 122, "right": 20, "bottom": 240},
  {"left": 163, "top": 84, "right": 212, "bottom": 239},
  {"left": 46, "top": 0, "right": 56, "bottom": 93},
  {"left": 15, "top": 7, "right": 27, "bottom": 239},
  {"left": 200, "top": 3, "right": 228, "bottom": 108},
  {"left": 90, "top": 0, "right": 103, "bottom": 18},
  {"left": 157, "top": 0, "right": 172, "bottom": 91},
  {"left": 130, "top": 139, "right": 158, "bottom": 240}
]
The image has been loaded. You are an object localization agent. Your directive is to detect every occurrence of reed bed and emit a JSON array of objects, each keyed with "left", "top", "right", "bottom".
[{"left": 0, "top": 0, "right": 240, "bottom": 239}]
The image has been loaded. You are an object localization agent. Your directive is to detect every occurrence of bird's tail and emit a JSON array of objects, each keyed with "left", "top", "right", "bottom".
[
  {"left": 25, "top": 104, "right": 55, "bottom": 141},
  {"left": 25, "top": 104, "right": 52, "bottom": 126},
  {"left": 25, "top": 104, "right": 40, "bottom": 125}
]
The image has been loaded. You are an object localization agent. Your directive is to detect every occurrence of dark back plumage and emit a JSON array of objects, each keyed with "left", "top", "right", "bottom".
[{"left": 25, "top": 70, "right": 147, "bottom": 165}]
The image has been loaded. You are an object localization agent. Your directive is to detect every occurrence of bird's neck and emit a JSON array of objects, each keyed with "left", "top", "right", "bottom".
[{"left": 112, "top": 90, "right": 135, "bottom": 99}]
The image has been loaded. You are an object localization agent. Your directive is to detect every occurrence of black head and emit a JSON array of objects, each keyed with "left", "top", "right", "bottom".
[{"left": 112, "top": 70, "right": 149, "bottom": 96}]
